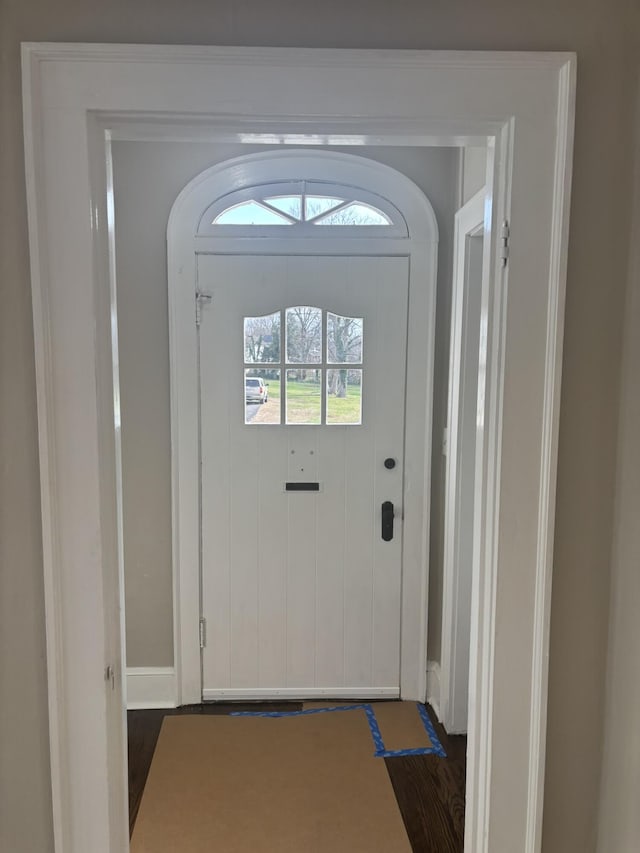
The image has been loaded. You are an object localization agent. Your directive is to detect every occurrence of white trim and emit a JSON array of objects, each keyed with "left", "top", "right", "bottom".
[
  {"left": 21, "top": 43, "right": 575, "bottom": 853},
  {"left": 21, "top": 48, "right": 67, "bottom": 853},
  {"left": 441, "top": 188, "right": 486, "bottom": 735},
  {"left": 463, "top": 130, "right": 509, "bottom": 853},
  {"left": 126, "top": 668, "right": 177, "bottom": 710},
  {"left": 168, "top": 150, "right": 438, "bottom": 706},
  {"left": 426, "top": 661, "right": 442, "bottom": 721},
  {"left": 202, "top": 687, "right": 399, "bottom": 701},
  {"left": 193, "top": 235, "right": 415, "bottom": 255},
  {"left": 524, "top": 57, "right": 577, "bottom": 853}
]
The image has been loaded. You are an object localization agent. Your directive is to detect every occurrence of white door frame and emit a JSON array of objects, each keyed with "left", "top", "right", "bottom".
[
  {"left": 168, "top": 150, "right": 439, "bottom": 705},
  {"left": 21, "top": 44, "right": 575, "bottom": 853},
  {"left": 441, "top": 187, "right": 486, "bottom": 733}
]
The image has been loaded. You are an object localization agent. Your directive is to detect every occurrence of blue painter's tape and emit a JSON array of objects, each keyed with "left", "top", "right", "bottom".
[
  {"left": 363, "top": 704, "right": 385, "bottom": 753},
  {"left": 377, "top": 747, "right": 435, "bottom": 757},
  {"left": 365, "top": 705, "right": 384, "bottom": 755},
  {"left": 229, "top": 700, "right": 446, "bottom": 759},
  {"left": 230, "top": 703, "right": 370, "bottom": 718},
  {"left": 371, "top": 702, "right": 447, "bottom": 758},
  {"left": 415, "top": 702, "right": 447, "bottom": 758}
]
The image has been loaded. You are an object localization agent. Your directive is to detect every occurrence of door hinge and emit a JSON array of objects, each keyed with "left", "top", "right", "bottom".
[
  {"left": 105, "top": 664, "right": 115, "bottom": 691},
  {"left": 442, "top": 426, "right": 449, "bottom": 457},
  {"left": 195, "top": 291, "right": 213, "bottom": 326},
  {"left": 500, "top": 220, "right": 510, "bottom": 267},
  {"left": 199, "top": 617, "right": 207, "bottom": 649}
]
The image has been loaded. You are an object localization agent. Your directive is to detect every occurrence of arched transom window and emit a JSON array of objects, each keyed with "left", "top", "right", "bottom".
[{"left": 197, "top": 180, "right": 407, "bottom": 236}]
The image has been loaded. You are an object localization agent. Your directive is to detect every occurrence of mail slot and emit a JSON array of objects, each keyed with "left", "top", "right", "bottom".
[{"left": 285, "top": 482, "right": 320, "bottom": 492}]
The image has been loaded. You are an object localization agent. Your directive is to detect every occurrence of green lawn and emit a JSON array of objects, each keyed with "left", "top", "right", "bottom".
[
  {"left": 286, "top": 378, "right": 321, "bottom": 424},
  {"left": 264, "top": 378, "right": 281, "bottom": 403},
  {"left": 246, "top": 373, "right": 362, "bottom": 424},
  {"left": 286, "top": 378, "right": 362, "bottom": 424}
]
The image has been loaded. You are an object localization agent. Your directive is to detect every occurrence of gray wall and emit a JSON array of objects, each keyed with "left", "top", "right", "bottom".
[
  {"left": 1, "top": 2, "right": 638, "bottom": 852},
  {"left": 112, "top": 141, "right": 458, "bottom": 667},
  {"left": 596, "top": 94, "right": 640, "bottom": 853}
]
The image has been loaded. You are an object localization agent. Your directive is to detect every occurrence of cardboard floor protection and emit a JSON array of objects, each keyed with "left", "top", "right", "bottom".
[
  {"left": 303, "top": 700, "right": 435, "bottom": 753},
  {"left": 130, "top": 711, "right": 412, "bottom": 853}
]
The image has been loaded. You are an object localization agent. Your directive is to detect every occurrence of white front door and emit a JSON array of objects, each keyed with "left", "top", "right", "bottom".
[{"left": 199, "top": 254, "right": 409, "bottom": 699}]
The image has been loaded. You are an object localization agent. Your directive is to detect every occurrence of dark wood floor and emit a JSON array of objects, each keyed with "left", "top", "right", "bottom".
[{"left": 128, "top": 702, "right": 466, "bottom": 852}]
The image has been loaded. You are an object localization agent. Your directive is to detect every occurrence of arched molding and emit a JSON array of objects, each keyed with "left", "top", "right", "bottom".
[
  {"left": 169, "top": 149, "right": 439, "bottom": 248},
  {"left": 167, "top": 148, "right": 439, "bottom": 708}
]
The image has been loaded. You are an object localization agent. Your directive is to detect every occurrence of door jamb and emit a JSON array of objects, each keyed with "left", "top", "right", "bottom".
[{"left": 440, "top": 187, "right": 486, "bottom": 733}]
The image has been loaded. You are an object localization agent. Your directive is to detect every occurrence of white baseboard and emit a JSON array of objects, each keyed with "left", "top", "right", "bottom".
[
  {"left": 202, "top": 686, "right": 399, "bottom": 701},
  {"left": 426, "top": 661, "right": 441, "bottom": 720},
  {"left": 126, "top": 667, "right": 177, "bottom": 710}
]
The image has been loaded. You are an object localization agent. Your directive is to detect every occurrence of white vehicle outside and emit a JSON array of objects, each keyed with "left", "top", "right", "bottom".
[{"left": 245, "top": 377, "right": 268, "bottom": 403}]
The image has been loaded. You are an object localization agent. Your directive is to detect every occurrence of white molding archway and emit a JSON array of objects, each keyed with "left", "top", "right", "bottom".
[
  {"left": 21, "top": 44, "right": 575, "bottom": 853},
  {"left": 168, "top": 149, "right": 439, "bottom": 705}
]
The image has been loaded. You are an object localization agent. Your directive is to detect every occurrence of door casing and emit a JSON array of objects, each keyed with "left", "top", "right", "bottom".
[{"left": 21, "top": 44, "right": 576, "bottom": 853}]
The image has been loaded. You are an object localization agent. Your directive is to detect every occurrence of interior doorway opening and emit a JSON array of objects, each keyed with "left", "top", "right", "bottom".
[
  {"left": 116, "top": 145, "right": 487, "bottom": 707},
  {"left": 115, "top": 143, "right": 490, "bottom": 847}
]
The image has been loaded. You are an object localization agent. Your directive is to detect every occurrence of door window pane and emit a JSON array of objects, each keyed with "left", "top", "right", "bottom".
[
  {"left": 285, "top": 306, "right": 322, "bottom": 364},
  {"left": 205, "top": 181, "right": 404, "bottom": 234},
  {"left": 263, "top": 196, "right": 301, "bottom": 219},
  {"left": 304, "top": 196, "right": 345, "bottom": 220},
  {"left": 326, "top": 370, "right": 362, "bottom": 425},
  {"left": 286, "top": 370, "right": 322, "bottom": 425},
  {"left": 315, "top": 202, "right": 391, "bottom": 225},
  {"left": 214, "top": 201, "right": 292, "bottom": 225},
  {"left": 244, "top": 312, "right": 281, "bottom": 363},
  {"left": 242, "top": 306, "right": 364, "bottom": 427},
  {"left": 245, "top": 369, "right": 281, "bottom": 425},
  {"left": 327, "top": 313, "right": 363, "bottom": 364}
]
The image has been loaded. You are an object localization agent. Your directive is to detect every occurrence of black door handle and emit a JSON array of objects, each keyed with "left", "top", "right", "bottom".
[{"left": 381, "top": 501, "right": 394, "bottom": 541}]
